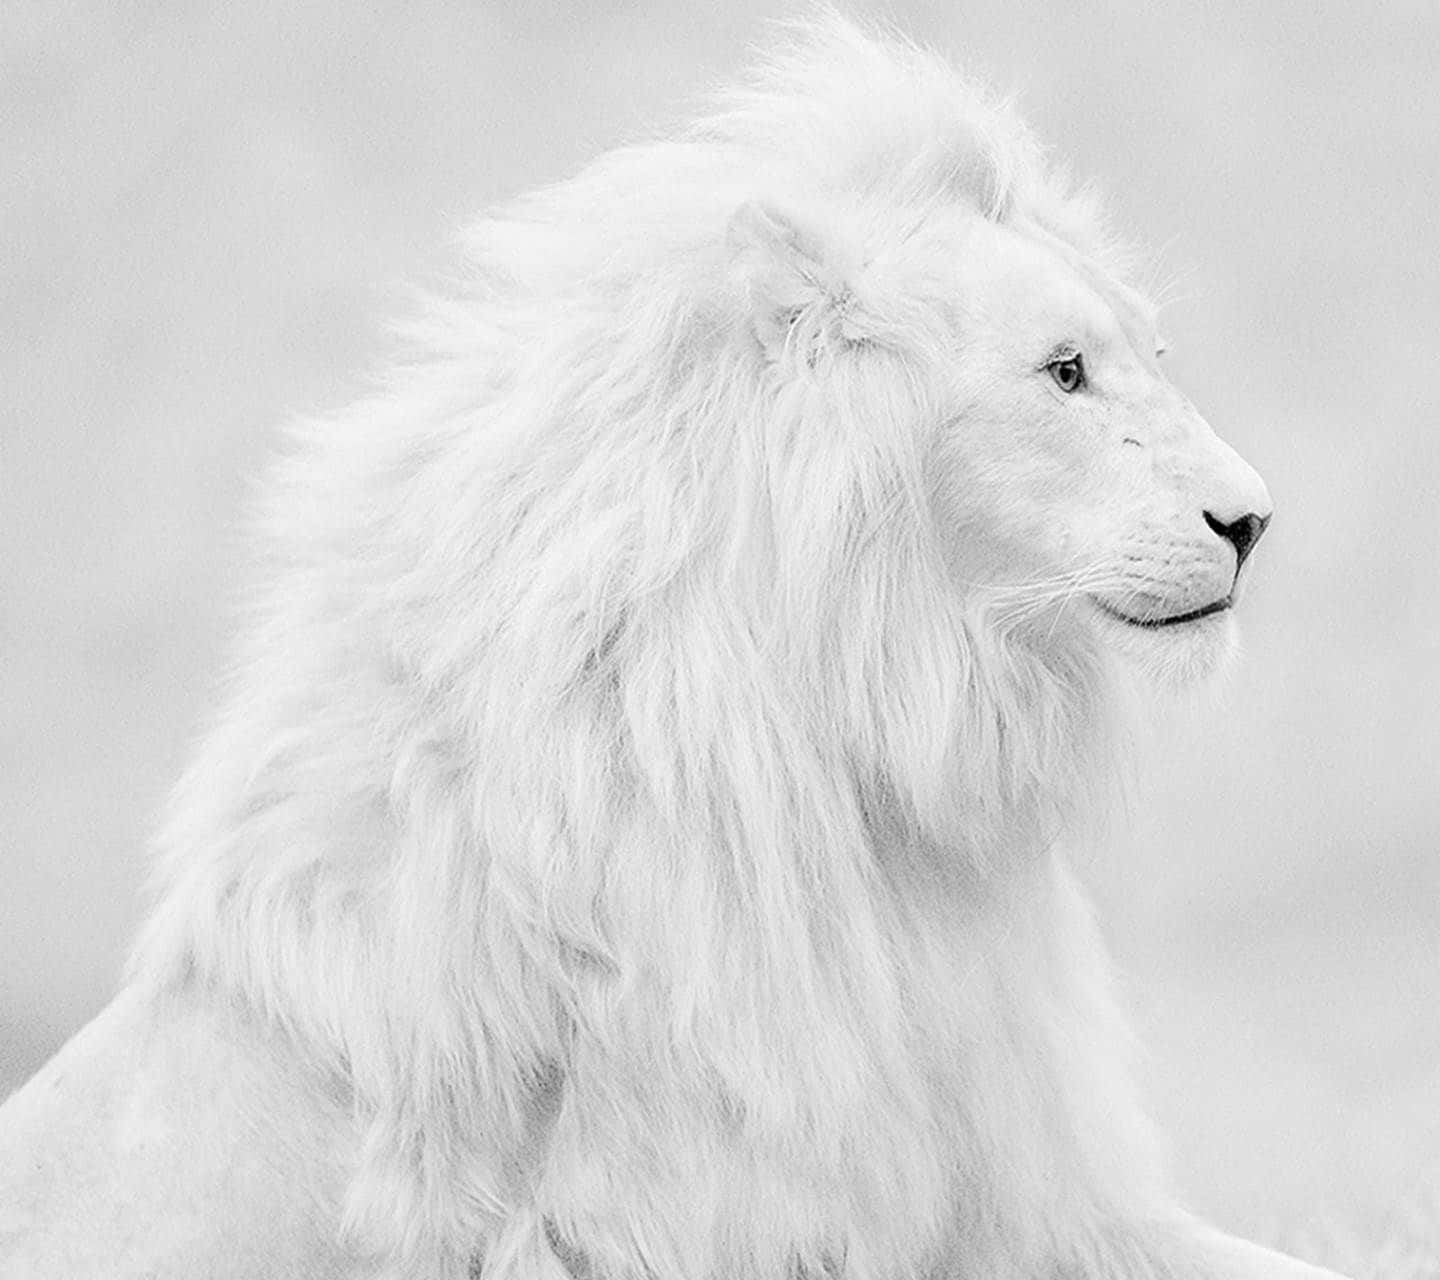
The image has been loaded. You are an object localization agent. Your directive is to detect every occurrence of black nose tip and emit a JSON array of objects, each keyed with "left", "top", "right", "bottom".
[{"left": 1204, "top": 510, "right": 1270, "bottom": 572}]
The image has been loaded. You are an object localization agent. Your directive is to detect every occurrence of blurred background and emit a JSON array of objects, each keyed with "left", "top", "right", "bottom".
[{"left": 2, "top": 0, "right": 1437, "bottom": 1261}]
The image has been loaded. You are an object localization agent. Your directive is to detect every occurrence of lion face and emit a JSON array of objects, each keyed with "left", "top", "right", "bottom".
[{"left": 931, "top": 217, "right": 1273, "bottom": 679}]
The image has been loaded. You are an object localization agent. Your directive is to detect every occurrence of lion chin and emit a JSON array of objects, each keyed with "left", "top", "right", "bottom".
[
  {"left": 0, "top": 14, "right": 1344, "bottom": 1280},
  {"left": 1094, "top": 596, "right": 1243, "bottom": 687}
]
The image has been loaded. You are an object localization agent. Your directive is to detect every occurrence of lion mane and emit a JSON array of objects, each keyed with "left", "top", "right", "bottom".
[{"left": 109, "top": 16, "right": 1321, "bottom": 1280}]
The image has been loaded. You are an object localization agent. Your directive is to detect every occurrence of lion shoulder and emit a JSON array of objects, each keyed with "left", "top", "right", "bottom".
[{"left": 0, "top": 988, "right": 358, "bottom": 1279}]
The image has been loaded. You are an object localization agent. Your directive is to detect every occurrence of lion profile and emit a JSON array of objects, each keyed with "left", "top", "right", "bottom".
[{"left": 0, "top": 15, "right": 1343, "bottom": 1280}]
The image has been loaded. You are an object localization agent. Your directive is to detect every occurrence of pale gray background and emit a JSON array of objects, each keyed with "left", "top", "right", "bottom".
[{"left": 3, "top": 0, "right": 1438, "bottom": 1257}]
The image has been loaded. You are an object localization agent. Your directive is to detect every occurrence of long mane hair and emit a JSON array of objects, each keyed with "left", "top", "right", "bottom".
[{"left": 132, "top": 15, "right": 1147, "bottom": 1278}]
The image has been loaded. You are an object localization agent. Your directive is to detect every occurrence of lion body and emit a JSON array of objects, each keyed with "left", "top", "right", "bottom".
[{"left": 1, "top": 17, "right": 1344, "bottom": 1280}]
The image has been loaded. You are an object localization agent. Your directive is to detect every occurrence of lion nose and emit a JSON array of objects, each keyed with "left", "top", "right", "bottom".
[{"left": 1203, "top": 509, "right": 1270, "bottom": 573}]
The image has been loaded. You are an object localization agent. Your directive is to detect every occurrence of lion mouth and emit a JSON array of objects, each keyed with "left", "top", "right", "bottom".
[{"left": 1094, "top": 596, "right": 1232, "bottom": 629}]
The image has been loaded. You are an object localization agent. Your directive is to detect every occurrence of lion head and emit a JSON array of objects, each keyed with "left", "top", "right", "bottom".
[
  {"left": 930, "top": 216, "right": 1272, "bottom": 680},
  {"left": 129, "top": 17, "right": 1278, "bottom": 1277}
]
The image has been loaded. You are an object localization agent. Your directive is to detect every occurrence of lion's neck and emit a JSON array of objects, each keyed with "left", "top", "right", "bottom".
[{"left": 116, "top": 557, "right": 1142, "bottom": 1278}]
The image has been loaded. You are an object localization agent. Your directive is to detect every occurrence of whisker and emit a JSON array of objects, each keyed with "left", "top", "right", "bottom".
[{"left": 981, "top": 561, "right": 1138, "bottom": 633}]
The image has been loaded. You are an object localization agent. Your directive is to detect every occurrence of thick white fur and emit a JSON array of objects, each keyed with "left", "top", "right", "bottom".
[{"left": 7, "top": 15, "right": 1343, "bottom": 1280}]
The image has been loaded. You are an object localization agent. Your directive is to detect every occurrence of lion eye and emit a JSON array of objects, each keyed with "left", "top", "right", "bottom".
[{"left": 1047, "top": 353, "right": 1086, "bottom": 394}]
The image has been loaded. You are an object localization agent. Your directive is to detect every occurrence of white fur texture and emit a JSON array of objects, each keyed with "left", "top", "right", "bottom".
[{"left": 127, "top": 15, "right": 1313, "bottom": 1280}]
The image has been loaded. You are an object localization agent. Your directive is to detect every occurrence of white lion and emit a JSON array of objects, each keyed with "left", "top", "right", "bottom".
[{"left": 0, "top": 17, "right": 1347, "bottom": 1280}]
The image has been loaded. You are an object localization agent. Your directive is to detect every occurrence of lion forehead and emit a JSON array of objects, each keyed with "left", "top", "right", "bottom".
[{"left": 953, "top": 224, "right": 1159, "bottom": 370}]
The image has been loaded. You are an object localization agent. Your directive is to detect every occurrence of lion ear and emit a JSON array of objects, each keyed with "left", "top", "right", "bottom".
[{"left": 727, "top": 201, "right": 850, "bottom": 357}]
